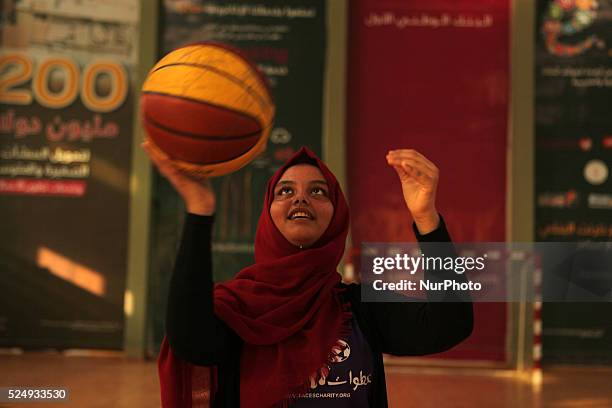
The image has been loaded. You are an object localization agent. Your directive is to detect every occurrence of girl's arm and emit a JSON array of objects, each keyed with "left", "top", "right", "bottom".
[
  {"left": 165, "top": 213, "right": 235, "bottom": 365},
  {"left": 360, "top": 216, "right": 473, "bottom": 356}
]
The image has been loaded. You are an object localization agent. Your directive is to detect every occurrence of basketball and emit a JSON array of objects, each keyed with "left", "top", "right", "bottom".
[{"left": 140, "top": 42, "right": 275, "bottom": 177}]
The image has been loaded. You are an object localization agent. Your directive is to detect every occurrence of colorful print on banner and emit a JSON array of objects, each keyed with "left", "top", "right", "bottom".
[
  {"left": 0, "top": 54, "right": 128, "bottom": 196},
  {"left": 0, "top": 0, "right": 139, "bottom": 349},
  {"left": 536, "top": 0, "right": 612, "bottom": 364},
  {"left": 347, "top": 0, "right": 509, "bottom": 362},
  {"left": 535, "top": 0, "right": 612, "bottom": 241}
]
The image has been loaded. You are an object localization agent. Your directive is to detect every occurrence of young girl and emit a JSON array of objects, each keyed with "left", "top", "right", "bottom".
[{"left": 143, "top": 143, "right": 473, "bottom": 407}]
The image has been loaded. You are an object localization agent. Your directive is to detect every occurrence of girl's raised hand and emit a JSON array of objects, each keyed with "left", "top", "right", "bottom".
[
  {"left": 142, "top": 139, "right": 216, "bottom": 216},
  {"left": 386, "top": 149, "right": 440, "bottom": 234}
]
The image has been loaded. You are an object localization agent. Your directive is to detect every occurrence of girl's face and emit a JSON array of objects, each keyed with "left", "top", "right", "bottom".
[{"left": 270, "top": 164, "right": 334, "bottom": 248}]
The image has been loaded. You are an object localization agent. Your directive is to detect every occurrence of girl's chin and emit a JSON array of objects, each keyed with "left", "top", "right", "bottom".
[
  {"left": 287, "top": 235, "right": 318, "bottom": 248},
  {"left": 282, "top": 226, "right": 324, "bottom": 247}
]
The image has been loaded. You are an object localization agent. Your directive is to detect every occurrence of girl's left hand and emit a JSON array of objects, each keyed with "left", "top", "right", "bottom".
[{"left": 386, "top": 149, "right": 440, "bottom": 234}]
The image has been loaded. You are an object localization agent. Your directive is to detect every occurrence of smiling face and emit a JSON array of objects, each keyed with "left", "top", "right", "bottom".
[{"left": 269, "top": 164, "right": 334, "bottom": 248}]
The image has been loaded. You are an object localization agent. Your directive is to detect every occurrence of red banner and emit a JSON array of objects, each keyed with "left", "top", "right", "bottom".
[{"left": 347, "top": 0, "right": 510, "bottom": 362}]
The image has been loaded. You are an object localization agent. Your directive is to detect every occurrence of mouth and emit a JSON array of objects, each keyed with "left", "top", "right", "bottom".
[{"left": 287, "top": 208, "right": 315, "bottom": 220}]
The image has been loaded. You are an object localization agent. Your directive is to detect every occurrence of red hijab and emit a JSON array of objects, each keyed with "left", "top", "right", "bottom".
[{"left": 159, "top": 147, "right": 351, "bottom": 407}]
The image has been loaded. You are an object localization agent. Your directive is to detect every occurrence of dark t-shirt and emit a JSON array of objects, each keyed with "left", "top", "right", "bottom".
[{"left": 292, "top": 317, "right": 373, "bottom": 407}]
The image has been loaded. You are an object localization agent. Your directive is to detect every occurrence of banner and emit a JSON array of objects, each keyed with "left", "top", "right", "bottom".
[
  {"left": 535, "top": 0, "right": 612, "bottom": 364},
  {"left": 0, "top": 0, "right": 139, "bottom": 349},
  {"left": 148, "top": 0, "right": 327, "bottom": 354},
  {"left": 347, "top": 0, "right": 510, "bottom": 361}
]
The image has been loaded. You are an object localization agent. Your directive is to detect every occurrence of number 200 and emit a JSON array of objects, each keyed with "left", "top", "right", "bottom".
[{"left": 0, "top": 53, "right": 128, "bottom": 113}]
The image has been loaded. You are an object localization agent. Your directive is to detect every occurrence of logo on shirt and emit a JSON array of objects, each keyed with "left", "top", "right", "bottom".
[
  {"left": 300, "top": 335, "right": 373, "bottom": 397},
  {"left": 329, "top": 339, "right": 350, "bottom": 363},
  {"left": 309, "top": 338, "right": 351, "bottom": 389}
]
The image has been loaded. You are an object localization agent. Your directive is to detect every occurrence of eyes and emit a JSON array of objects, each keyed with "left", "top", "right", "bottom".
[{"left": 275, "top": 185, "right": 328, "bottom": 198}]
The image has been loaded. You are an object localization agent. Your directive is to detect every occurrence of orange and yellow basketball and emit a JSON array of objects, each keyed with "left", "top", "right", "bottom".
[{"left": 141, "top": 42, "right": 275, "bottom": 177}]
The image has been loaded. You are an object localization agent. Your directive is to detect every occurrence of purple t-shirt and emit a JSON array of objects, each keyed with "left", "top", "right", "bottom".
[{"left": 291, "top": 317, "right": 374, "bottom": 407}]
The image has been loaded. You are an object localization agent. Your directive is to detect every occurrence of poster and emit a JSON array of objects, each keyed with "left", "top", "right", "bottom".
[
  {"left": 148, "top": 0, "right": 326, "bottom": 354},
  {"left": 535, "top": 0, "right": 612, "bottom": 363},
  {"left": 0, "top": 0, "right": 139, "bottom": 349},
  {"left": 346, "top": 0, "right": 510, "bottom": 362}
]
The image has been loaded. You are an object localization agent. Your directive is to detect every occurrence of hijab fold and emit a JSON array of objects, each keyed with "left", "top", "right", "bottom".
[{"left": 159, "top": 147, "right": 351, "bottom": 407}]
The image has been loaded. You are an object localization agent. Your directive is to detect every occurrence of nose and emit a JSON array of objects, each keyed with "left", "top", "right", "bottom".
[{"left": 293, "top": 190, "right": 309, "bottom": 205}]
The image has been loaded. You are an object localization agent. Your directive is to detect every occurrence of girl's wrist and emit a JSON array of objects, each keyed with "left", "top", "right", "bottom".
[
  {"left": 186, "top": 202, "right": 215, "bottom": 216},
  {"left": 413, "top": 210, "right": 439, "bottom": 235}
]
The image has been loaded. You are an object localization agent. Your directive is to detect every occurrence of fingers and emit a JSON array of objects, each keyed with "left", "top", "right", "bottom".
[
  {"left": 387, "top": 149, "right": 437, "bottom": 173},
  {"left": 387, "top": 156, "right": 437, "bottom": 183},
  {"left": 387, "top": 149, "right": 439, "bottom": 172},
  {"left": 390, "top": 162, "right": 435, "bottom": 188},
  {"left": 141, "top": 139, "right": 181, "bottom": 180},
  {"left": 386, "top": 151, "right": 439, "bottom": 191},
  {"left": 389, "top": 163, "right": 409, "bottom": 179},
  {"left": 142, "top": 139, "right": 169, "bottom": 163},
  {"left": 390, "top": 149, "right": 435, "bottom": 169},
  {"left": 141, "top": 139, "right": 213, "bottom": 187},
  {"left": 141, "top": 140, "right": 167, "bottom": 171}
]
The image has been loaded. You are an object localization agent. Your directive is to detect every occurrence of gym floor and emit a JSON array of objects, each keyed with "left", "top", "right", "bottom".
[{"left": 1, "top": 352, "right": 611, "bottom": 407}]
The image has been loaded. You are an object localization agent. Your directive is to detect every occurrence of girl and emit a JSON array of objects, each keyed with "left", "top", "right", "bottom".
[{"left": 143, "top": 143, "right": 473, "bottom": 407}]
